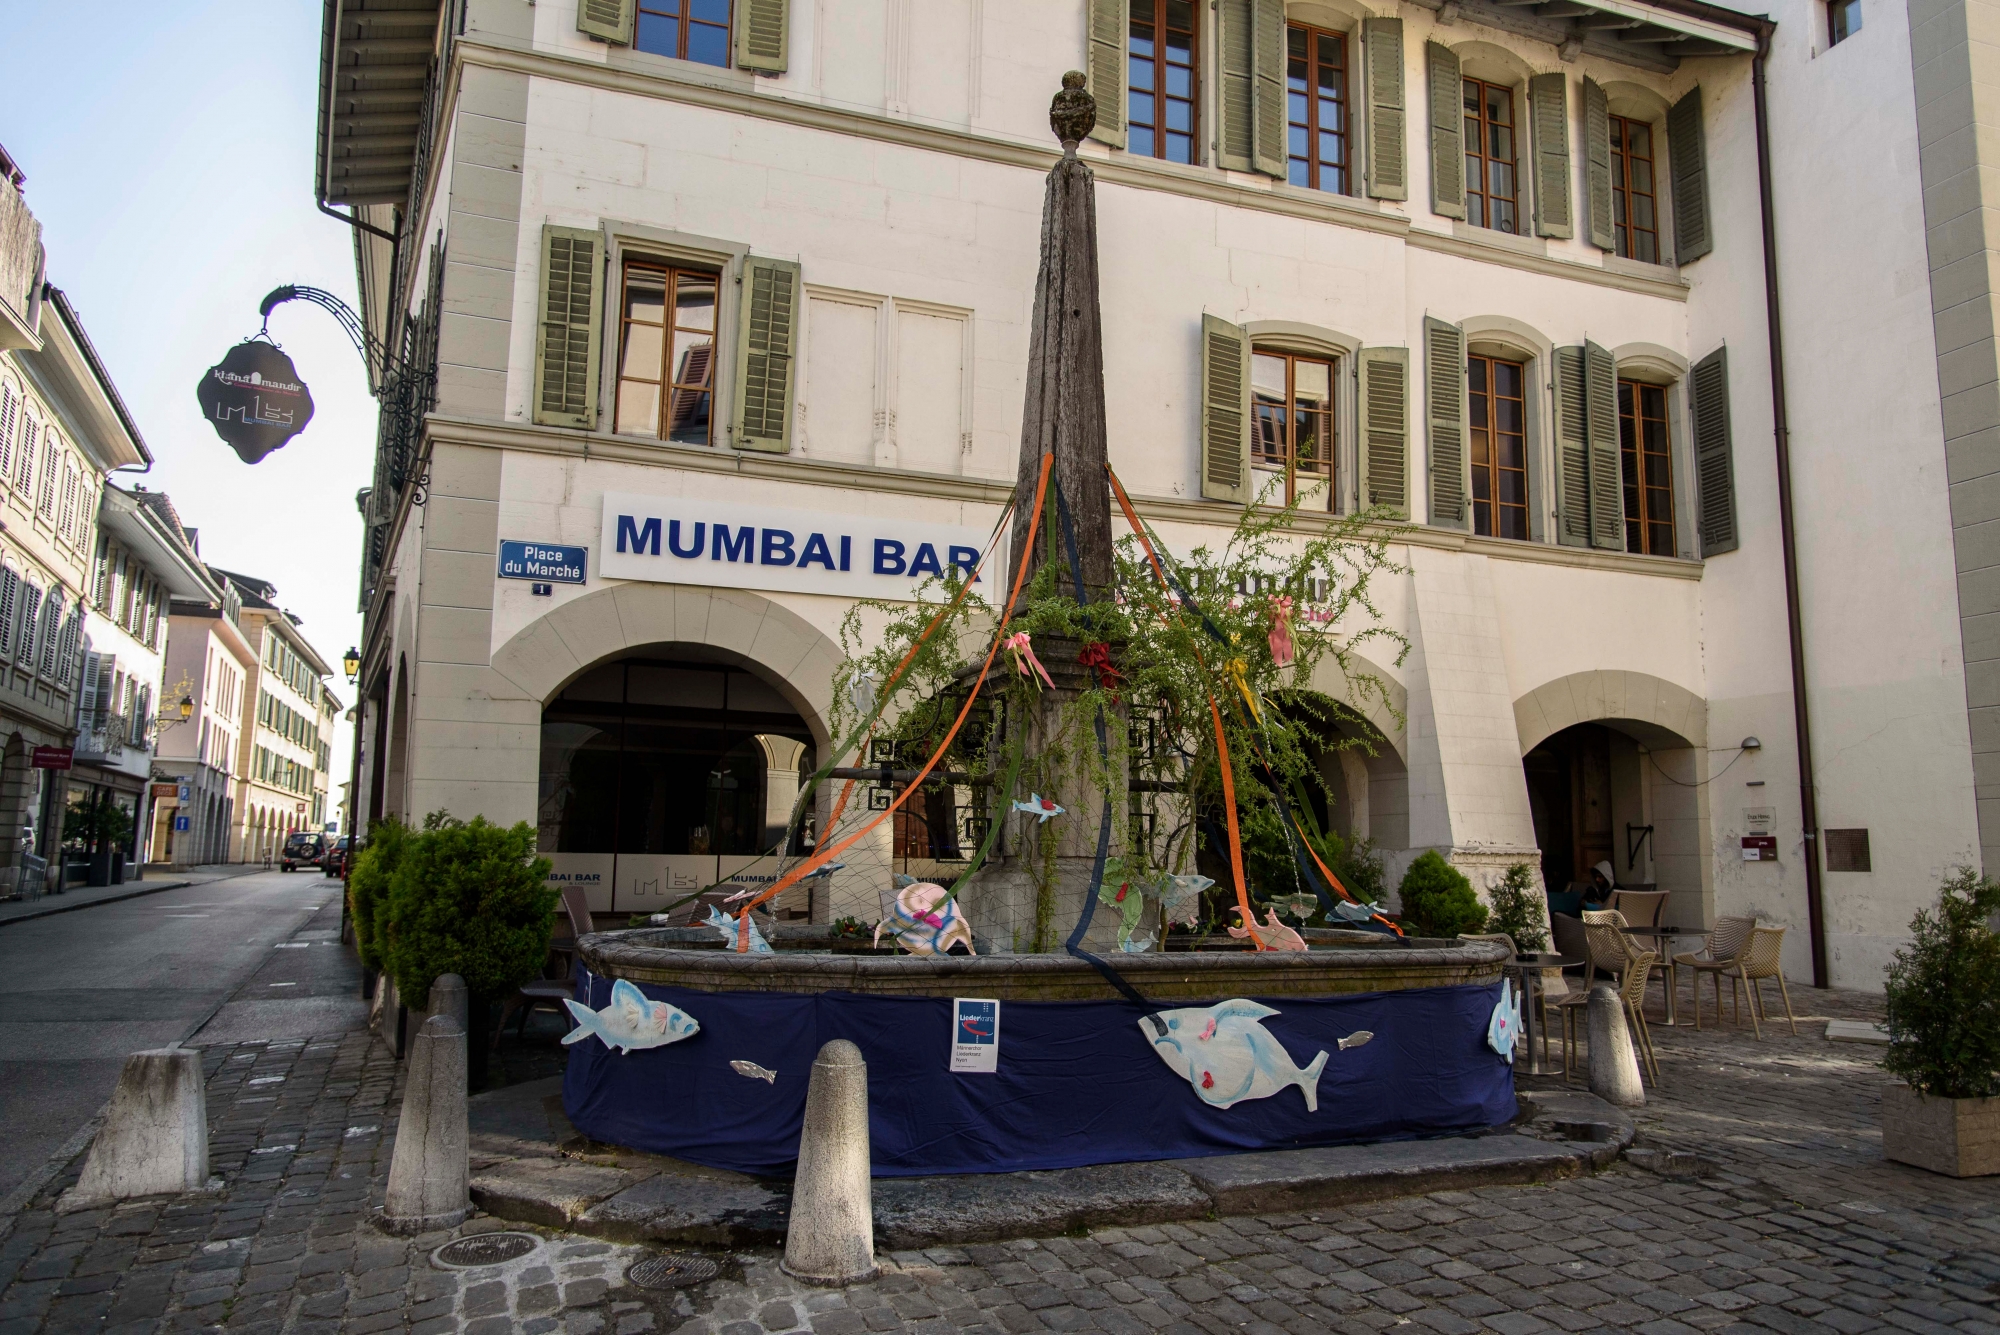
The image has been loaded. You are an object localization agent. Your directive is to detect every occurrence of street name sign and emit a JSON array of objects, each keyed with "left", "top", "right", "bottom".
[{"left": 498, "top": 540, "right": 587, "bottom": 584}]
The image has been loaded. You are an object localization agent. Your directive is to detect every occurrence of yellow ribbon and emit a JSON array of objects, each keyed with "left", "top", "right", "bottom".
[{"left": 1224, "top": 656, "right": 1262, "bottom": 724}]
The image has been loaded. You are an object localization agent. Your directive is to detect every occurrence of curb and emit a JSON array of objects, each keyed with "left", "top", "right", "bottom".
[{"left": 0, "top": 880, "right": 193, "bottom": 926}]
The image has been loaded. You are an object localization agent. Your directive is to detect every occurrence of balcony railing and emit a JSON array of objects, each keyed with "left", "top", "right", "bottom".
[{"left": 73, "top": 710, "right": 133, "bottom": 762}]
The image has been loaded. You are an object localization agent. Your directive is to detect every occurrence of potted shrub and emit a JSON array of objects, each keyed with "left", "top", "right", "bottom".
[
  {"left": 346, "top": 816, "right": 409, "bottom": 999},
  {"left": 1396, "top": 851, "right": 1488, "bottom": 939},
  {"left": 1881, "top": 868, "right": 2000, "bottom": 1177},
  {"left": 1485, "top": 862, "right": 1549, "bottom": 954}
]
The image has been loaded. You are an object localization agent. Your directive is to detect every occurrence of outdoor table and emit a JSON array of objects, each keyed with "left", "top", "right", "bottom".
[
  {"left": 1501, "top": 952, "right": 1579, "bottom": 1076},
  {"left": 1618, "top": 925, "right": 1686, "bottom": 1025}
]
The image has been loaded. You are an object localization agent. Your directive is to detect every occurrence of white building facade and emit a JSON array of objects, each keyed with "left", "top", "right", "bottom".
[{"left": 323, "top": 0, "right": 1976, "bottom": 988}]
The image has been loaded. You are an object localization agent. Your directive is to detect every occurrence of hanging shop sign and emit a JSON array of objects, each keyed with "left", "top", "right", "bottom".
[
  {"left": 195, "top": 340, "right": 316, "bottom": 464},
  {"left": 498, "top": 540, "right": 588, "bottom": 584},
  {"left": 31, "top": 746, "right": 71, "bottom": 770},
  {"left": 599, "top": 493, "right": 1002, "bottom": 602}
]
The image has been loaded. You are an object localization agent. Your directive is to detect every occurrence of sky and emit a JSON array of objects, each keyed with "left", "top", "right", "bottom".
[{"left": 1, "top": 4, "right": 374, "bottom": 792}]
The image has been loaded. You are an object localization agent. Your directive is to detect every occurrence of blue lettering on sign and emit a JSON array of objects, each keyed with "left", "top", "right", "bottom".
[
  {"left": 840, "top": 535, "right": 852, "bottom": 571},
  {"left": 668, "top": 520, "right": 705, "bottom": 558},
  {"left": 874, "top": 539, "right": 906, "bottom": 575},
  {"left": 761, "top": 529, "right": 796, "bottom": 566},
  {"left": 499, "top": 539, "right": 589, "bottom": 584},
  {"left": 909, "top": 543, "right": 944, "bottom": 578},
  {"left": 948, "top": 546, "right": 980, "bottom": 580},
  {"left": 713, "top": 525, "right": 754, "bottom": 563},
  {"left": 616, "top": 516, "right": 660, "bottom": 556},
  {"left": 797, "top": 533, "right": 836, "bottom": 571}
]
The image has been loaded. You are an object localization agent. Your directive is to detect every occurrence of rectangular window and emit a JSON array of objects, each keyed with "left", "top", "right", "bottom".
[
  {"left": 1610, "top": 115, "right": 1659, "bottom": 263},
  {"left": 1829, "top": 0, "right": 1861, "bottom": 44},
  {"left": 1467, "top": 354, "right": 1529, "bottom": 540},
  {"left": 1462, "top": 78, "right": 1518, "bottom": 234},
  {"left": 615, "top": 260, "right": 718, "bottom": 446},
  {"left": 635, "top": 0, "right": 731, "bottom": 67},
  {"left": 1250, "top": 348, "right": 1337, "bottom": 506},
  {"left": 1129, "top": 0, "right": 1197, "bottom": 163},
  {"left": 1286, "top": 24, "right": 1348, "bottom": 194},
  {"left": 1619, "top": 379, "right": 1675, "bottom": 555}
]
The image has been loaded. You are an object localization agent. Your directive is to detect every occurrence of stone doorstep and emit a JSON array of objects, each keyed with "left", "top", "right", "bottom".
[
  {"left": 1826, "top": 1020, "right": 1891, "bottom": 1045},
  {"left": 467, "top": 1081, "right": 1632, "bottom": 1250}
]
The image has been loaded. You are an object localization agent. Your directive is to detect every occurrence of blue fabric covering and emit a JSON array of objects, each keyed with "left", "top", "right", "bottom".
[{"left": 562, "top": 971, "right": 1516, "bottom": 1177}]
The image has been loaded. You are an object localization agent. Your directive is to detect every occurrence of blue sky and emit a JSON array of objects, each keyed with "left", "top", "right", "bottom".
[{"left": 1, "top": 4, "right": 374, "bottom": 787}]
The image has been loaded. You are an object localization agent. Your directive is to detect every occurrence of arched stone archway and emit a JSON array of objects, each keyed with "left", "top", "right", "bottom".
[
  {"left": 1300, "top": 651, "right": 1411, "bottom": 860},
  {"left": 1514, "top": 670, "right": 1706, "bottom": 756}
]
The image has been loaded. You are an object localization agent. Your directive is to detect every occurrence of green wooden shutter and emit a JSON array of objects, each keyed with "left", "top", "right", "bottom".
[
  {"left": 1217, "top": 0, "right": 1255, "bottom": 172},
  {"left": 1583, "top": 78, "right": 1614, "bottom": 251},
  {"left": 1200, "top": 315, "right": 1252, "bottom": 504},
  {"left": 1363, "top": 19, "right": 1406, "bottom": 201},
  {"left": 577, "top": 0, "right": 635, "bottom": 44},
  {"left": 1585, "top": 340, "right": 1623, "bottom": 551},
  {"left": 1424, "top": 317, "right": 1468, "bottom": 530},
  {"left": 1358, "top": 347, "right": 1410, "bottom": 519},
  {"left": 734, "top": 257, "right": 801, "bottom": 453},
  {"left": 534, "top": 225, "right": 603, "bottom": 430},
  {"left": 1252, "top": 0, "right": 1288, "bottom": 177},
  {"left": 1086, "top": 0, "right": 1126, "bottom": 148},
  {"left": 1668, "top": 86, "right": 1711, "bottom": 263},
  {"left": 1427, "top": 42, "right": 1464, "bottom": 220},
  {"left": 1530, "top": 73, "right": 1572, "bottom": 240},
  {"left": 735, "top": 0, "right": 789, "bottom": 73},
  {"left": 1690, "top": 346, "right": 1737, "bottom": 556},
  {"left": 1554, "top": 345, "right": 1590, "bottom": 547}
]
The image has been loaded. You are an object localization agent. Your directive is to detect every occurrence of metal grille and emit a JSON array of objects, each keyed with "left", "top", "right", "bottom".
[
  {"left": 431, "top": 1233, "right": 539, "bottom": 1269},
  {"left": 627, "top": 1252, "right": 720, "bottom": 1290}
]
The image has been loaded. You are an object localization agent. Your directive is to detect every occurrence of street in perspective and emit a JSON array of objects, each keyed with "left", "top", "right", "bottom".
[{"left": 1, "top": 0, "right": 1998, "bottom": 1333}]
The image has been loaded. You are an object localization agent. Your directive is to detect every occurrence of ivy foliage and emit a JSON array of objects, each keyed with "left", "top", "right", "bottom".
[
  {"left": 380, "top": 812, "right": 556, "bottom": 1010},
  {"left": 1883, "top": 868, "right": 2000, "bottom": 1099}
]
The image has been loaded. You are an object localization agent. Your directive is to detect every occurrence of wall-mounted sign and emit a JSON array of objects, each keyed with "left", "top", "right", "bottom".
[
  {"left": 951, "top": 998, "right": 1000, "bottom": 1074},
  {"left": 31, "top": 746, "right": 71, "bottom": 770},
  {"left": 599, "top": 493, "right": 1001, "bottom": 602},
  {"left": 150, "top": 782, "right": 178, "bottom": 798},
  {"left": 196, "top": 340, "right": 316, "bottom": 464},
  {"left": 174, "top": 815, "right": 190, "bottom": 832},
  {"left": 1742, "top": 835, "right": 1777, "bottom": 862},
  {"left": 499, "top": 540, "right": 587, "bottom": 584}
]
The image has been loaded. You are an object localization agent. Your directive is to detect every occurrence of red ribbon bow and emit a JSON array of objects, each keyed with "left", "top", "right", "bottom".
[{"left": 1078, "top": 641, "right": 1123, "bottom": 700}]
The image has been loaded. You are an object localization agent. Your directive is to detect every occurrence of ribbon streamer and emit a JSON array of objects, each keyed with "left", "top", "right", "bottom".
[
  {"left": 1078, "top": 641, "right": 1123, "bottom": 699},
  {"left": 1267, "top": 595, "right": 1296, "bottom": 668}
]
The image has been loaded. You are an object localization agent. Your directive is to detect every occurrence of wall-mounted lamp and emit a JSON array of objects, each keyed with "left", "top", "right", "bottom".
[
  {"left": 177, "top": 695, "right": 194, "bottom": 721},
  {"left": 341, "top": 646, "right": 360, "bottom": 683},
  {"left": 1741, "top": 736, "right": 1762, "bottom": 751}
]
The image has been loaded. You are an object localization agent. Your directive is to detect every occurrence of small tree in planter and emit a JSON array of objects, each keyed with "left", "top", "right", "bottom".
[
  {"left": 1485, "top": 862, "right": 1549, "bottom": 953},
  {"left": 1396, "top": 851, "right": 1488, "bottom": 939},
  {"left": 346, "top": 816, "right": 409, "bottom": 976},
  {"left": 1881, "top": 868, "right": 2000, "bottom": 1177}
]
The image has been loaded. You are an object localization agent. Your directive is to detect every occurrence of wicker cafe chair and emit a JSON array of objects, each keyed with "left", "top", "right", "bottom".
[
  {"left": 1607, "top": 888, "right": 1668, "bottom": 928},
  {"left": 1558, "top": 949, "right": 1661, "bottom": 1087},
  {"left": 496, "top": 886, "right": 597, "bottom": 1048},
  {"left": 1721, "top": 925, "right": 1797, "bottom": 1038},
  {"left": 1579, "top": 910, "right": 1633, "bottom": 989},
  {"left": 1673, "top": 915, "right": 1757, "bottom": 1030}
]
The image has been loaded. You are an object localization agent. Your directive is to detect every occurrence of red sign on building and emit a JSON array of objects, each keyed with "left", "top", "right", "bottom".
[{"left": 31, "top": 746, "right": 72, "bottom": 771}]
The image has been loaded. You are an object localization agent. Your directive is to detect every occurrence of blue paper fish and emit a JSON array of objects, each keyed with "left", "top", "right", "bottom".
[
  {"left": 702, "top": 904, "right": 773, "bottom": 954},
  {"left": 1488, "top": 985, "right": 1522, "bottom": 1063},
  {"left": 1156, "top": 873, "right": 1213, "bottom": 926},
  {"left": 1013, "top": 794, "right": 1064, "bottom": 824},
  {"left": 1119, "top": 931, "right": 1156, "bottom": 954},
  {"left": 1140, "top": 999, "right": 1370, "bottom": 1111},
  {"left": 1333, "top": 898, "right": 1385, "bottom": 925},
  {"left": 563, "top": 979, "right": 700, "bottom": 1055}
]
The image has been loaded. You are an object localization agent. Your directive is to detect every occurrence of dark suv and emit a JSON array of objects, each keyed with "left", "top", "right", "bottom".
[
  {"left": 281, "top": 831, "right": 327, "bottom": 873},
  {"left": 322, "top": 835, "right": 352, "bottom": 877}
]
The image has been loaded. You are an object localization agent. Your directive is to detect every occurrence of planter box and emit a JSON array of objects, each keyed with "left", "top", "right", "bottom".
[{"left": 1882, "top": 1082, "right": 2000, "bottom": 1177}]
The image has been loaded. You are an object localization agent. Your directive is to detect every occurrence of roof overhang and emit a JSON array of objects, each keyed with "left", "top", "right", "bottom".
[
  {"left": 22, "top": 289, "right": 149, "bottom": 471},
  {"left": 1430, "top": 0, "right": 1764, "bottom": 67},
  {"left": 101, "top": 488, "right": 222, "bottom": 602},
  {"left": 317, "top": 0, "right": 444, "bottom": 207}
]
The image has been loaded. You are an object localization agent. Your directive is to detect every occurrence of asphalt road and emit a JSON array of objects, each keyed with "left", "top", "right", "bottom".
[{"left": 0, "top": 866, "right": 364, "bottom": 1202}]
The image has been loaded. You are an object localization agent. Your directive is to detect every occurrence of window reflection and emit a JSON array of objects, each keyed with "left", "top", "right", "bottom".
[
  {"left": 1129, "top": 0, "right": 1197, "bottom": 163},
  {"left": 1252, "top": 348, "right": 1337, "bottom": 506},
  {"left": 1463, "top": 78, "right": 1518, "bottom": 234},
  {"left": 1286, "top": 25, "right": 1348, "bottom": 193},
  {"left": 636, "top": 0, "right": 731, "bottom": 68},
  {"left": 617, "top": 260, "right": 716, "bottom": 445},
  {"left": 1468, "top": 354, "right": 1529, "bottom": 539}
]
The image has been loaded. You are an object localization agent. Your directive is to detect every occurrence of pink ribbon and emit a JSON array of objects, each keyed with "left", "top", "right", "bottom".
[
  {"left": 1004, "top": 632, "right": 1055, "bottom": 690},
  {"left": 1267, "top": 595, "right": 1296, "bottom": 668}
]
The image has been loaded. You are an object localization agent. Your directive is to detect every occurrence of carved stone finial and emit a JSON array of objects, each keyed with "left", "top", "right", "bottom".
[{"left": 1050, "top": 71, "right": 1096, "bottom": 154}]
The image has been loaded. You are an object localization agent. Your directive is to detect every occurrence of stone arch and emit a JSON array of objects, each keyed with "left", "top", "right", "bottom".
[
  {"left": 1305, "top": 649, "right": 1407, "bottom": 763},
  {"left": 1514, "top": 670, "right": 1706, "bottom": 756}
]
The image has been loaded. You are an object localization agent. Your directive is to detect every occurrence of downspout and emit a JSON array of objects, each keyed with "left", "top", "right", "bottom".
[{"left": 1751, "top": 29, "right": 1830, "bottom": 988}]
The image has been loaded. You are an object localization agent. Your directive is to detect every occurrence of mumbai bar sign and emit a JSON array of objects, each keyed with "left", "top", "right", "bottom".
[
  {"left": 31, "top": 746, "right": 71, "bottom": 770},
  {"left": 196, "top": 340, "right": 316, "bottom": 464}
]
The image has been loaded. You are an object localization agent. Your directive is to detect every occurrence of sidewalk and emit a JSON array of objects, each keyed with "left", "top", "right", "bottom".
[{"left": 0, "top": 862, "right": 271, "bottom": 927}]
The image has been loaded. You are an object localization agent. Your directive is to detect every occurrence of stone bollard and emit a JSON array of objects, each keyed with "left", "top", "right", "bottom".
[
  {"left": 63, "top": 1046, "right": 208, "bottom": 1208},
  {"left": 1586, "top": 984, "right": 1646, "bottom": 1108},
  {"left": 380, "top": 1015, "right": 470, "bottom": 1233},
  {"left": 782, "top": 1039, "right": 878, "bottom": 1285},
  {"left": 425, "top": 973, "right": 469, "bottom": 1036}
]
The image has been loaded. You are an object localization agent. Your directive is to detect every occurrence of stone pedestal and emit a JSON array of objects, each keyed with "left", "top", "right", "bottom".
[
  {"left": 381, "top": 1015, "right": 470, "bottom": 1233},
  {"left": 783, "top": 1039, "right": 878, "bottom": 1284},
  {"left": 64, "top": 1046, "right": 209, "bottom": 1208},
  {"left": 1585, "top": 985, "right": 1645, "bottom": 1108}
]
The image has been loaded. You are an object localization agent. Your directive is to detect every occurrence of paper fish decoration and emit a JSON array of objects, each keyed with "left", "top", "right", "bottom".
[
  {"left": 1229, "top": 906, "right": 1308, "bottom": 952},
  {"left": 1157, "top": 873, "right": 1213, "bottom": 927},
  {"left": 1013, "top": 794, "right": 1064, "bottom": 824},
  {"left": 1332, "top": 898, "right": 1384, "bottom": 925},
  {"left": 702, "top": 904, "right": 773, "bottom": 954},
  {"left": 730, "top": 1060, "right": 777, "bottom": 1084},
  {"left": 873, "top": 882, "right": 976, "bottom": 955},
  {"left": 1098, "top": 873, "right": 1152, "bottom": 950},
  {"left": 1270, "top": 891, "right": 1320, "bottom": 923},
  {"left": 848, "top": 668, "right": 877, "bottom": 718},
  {"left": 1141, "top": 1000, "right": 1338, "bottom": 1110},
  {"left": 1488, "top": 985, "right": 1522, "bottom": 1063},
  {"left": 562, "top": 979, "right": 700, "bottom": 1055},
  {"left": 1119, "top": 931, "right": 1156, "bottom": 953}
]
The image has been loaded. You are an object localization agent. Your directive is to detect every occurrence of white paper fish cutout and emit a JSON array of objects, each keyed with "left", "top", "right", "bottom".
[
  {"left": 1119, "top": 931, "right": 1156, "bottom": 954},
  {"left": 1488, "top": 985, "right": 1522, "bottom": 1063},
  {"left": 702, "top": 904, "right": 773, "bottom": 953},
  {"left": 1141, "top": 999, "right": 1367, "bottom": 1111},
  {"left": 1013, "top": 794, "right": 1064, "bottom": 824},
  {"left": 1157, "top": 873, "right": 1212, "bottom": 926},
  {"left": 563, "top": 979, "right": 700, "bottom": 1055},
  {"left": 1229, "top": 906, "right": 1308, "bottom": 952},
  {"left": 730, "top": 1060, "right": 777, "bottom": 1084},
  {"left": 873, "top": 882, "right": 976, "bottom": 955},
  {"left": 1332, "top": 898, "right": 1385, "bottom": 925}
]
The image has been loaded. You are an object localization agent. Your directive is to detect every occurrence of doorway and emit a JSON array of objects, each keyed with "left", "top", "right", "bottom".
[{"left": 1524, "top": 722, "right": 1615, "bottom": 895}]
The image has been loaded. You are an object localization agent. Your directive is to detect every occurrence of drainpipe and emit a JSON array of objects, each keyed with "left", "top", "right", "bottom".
[{"left": 1751, "top": 30, "right": 1830, "bottom": 989}]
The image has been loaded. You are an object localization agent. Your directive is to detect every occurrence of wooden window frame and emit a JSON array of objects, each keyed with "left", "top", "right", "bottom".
[
  {"left": 1250, "top": 347, "right": 1338, "bottom": 508},
  {"left": 1128, "top": 0, "right": 1199, "bottom": 164},
  {"left": 1466, "top": 352, "right": 1530, "bottom": 540},
  {"left": 635, "top": 0, "right": 733, "bottom": 68},
  {"left": 614, "top": 258, "right": 720, "bottom": 447},
  {"left": 1462, "top": 76, "right": 1520, "bottom": 235},
  {"left": 1286, "top": 23, "right": 1350, "bottom": 195},
  {"left": 1609, "top": 114, "right": 1661, "bottom": 264},
  {"left": 1828, "top": 0, "right": 1861, "bottom": 45},
  {"left": 1619, "top": 377, "right": 1675, "bottom": 556}
]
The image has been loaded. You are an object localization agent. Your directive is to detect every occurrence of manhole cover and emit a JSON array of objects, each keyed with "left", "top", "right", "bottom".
[
  {"left": 431, "top": 1233, "right": 539, "bottom": 1269},
  {"left": 627, "top": 1252, "right": 721, "bottom": 1290}
]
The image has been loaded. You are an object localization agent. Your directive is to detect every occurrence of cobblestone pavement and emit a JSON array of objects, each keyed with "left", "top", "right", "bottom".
[{"left": 1, "top": 982, "right": 1994, "bottom": 1335}]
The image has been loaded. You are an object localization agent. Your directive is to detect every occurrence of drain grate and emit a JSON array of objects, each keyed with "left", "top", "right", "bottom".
[
  {"left": 627, "top": 1252, "right": 721, "bottom": 1290},
  {"left": 431, "top": 1232, "right": 539, "bottom": 1269}
]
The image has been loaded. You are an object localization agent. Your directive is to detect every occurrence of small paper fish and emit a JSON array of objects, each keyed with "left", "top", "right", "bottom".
[
  {"left": 1488, "top": 985, "right": 1522, "bottom": 1063},
  {"left": 1332, "top": 898, "right": 1384, "bottom": 925},
  {"left": 1119, "top": 931, "right": 1156, "bottom": 954},
  {"left": 563, "top": 979, "right": 700, "bottom": 1055},
  {"left": 702, "top": 904, "right": 773, "bottom": 953},
  {"left": 1139, "top": 1000, "right": 1329, "bottom": 1110},
  {"left": 730, "top": 1060, "right": 777, "bottom": 1084},
  {"left": 1229, "top": 906, "right": 1307, "bottom": 952},
  {"left": 873, "top": 882, "right": 976, "bottom": 956},
  {"left": 1157, "top": 873, "right": 1213, "bottom": 927},
  {"left": 1013, "top": 794, "right": 1064, "bottom": 824},
  {"left": 1270, "top": 891, "right": 1320, "bottom": 923}
]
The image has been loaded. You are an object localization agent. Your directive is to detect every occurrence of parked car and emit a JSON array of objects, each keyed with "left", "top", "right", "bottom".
[
  {"left": 281, "top": 831, "right": 327, "bottom": 873},
  {"left": 322, "top": 835, "right": 352, "bottom": 877}
]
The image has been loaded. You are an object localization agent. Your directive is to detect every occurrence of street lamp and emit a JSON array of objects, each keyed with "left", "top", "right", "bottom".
[
  {"left": 342, "top": 646, "right": 360, "bottom": 684},
  {"left": 177, "top": 695, "right": 194, "bottom": 722}
]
